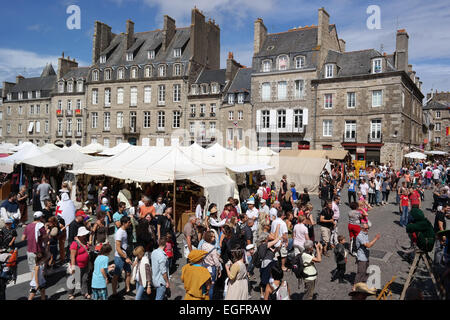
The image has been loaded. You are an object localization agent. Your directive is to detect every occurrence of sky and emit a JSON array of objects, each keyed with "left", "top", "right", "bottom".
[{"left": 0, "top": 0, "right": 449, "bottom": 96}]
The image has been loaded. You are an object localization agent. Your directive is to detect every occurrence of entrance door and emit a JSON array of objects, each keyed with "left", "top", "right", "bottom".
[
  {"left": 128, "top": 137, "right": 137, "bottom": 146},
  {"left": 130, "top": 112, "right": 137, "bottom": 132}
]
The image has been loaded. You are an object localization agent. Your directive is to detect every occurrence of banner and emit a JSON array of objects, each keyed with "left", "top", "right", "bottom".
[{"left": 353, "top": 160, "right": 366, "bottom": 179}]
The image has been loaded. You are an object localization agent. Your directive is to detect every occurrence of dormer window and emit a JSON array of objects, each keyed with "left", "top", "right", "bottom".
[
  {"left": 126, "top": 53, "right": 133, "bottom": 61},
  {"left": 211, "top": 83, "right": 218, "bottom": 94},
  {"left": 148, "top": 50, "right": 155, "bottom": 59},
  {"left": 36, "top": 90, "right": 41, "bottom": 98},
  {"left": 145, "top": 66, "right": 152, "bottom": 78},
  {"left": 7, "top": 93, "right": 11, "bottom": 101},
  {"left": 372, "top": 58, "right": 382, "bottom": 73},
  {"left": 325, "top": 64, "right": 334, "bottom": 78},
  {"left": 174, "top": 64, "right": 181, "bottom": 76},
  {"left": 105, "top": 69, "right": 111, "bottom": 81},
  {"left": 201, "top": 85, "right": 208, "bottom": 95},
  {"left": 92, "top": 70, "right": 99, "bottom": 81},
  {"left": 191, "top": 85, "right": 198, "bottom": 95},
  {"left": 58, "top": 82, "right": 65, "bottom": 93},
  {"left": 262, "top": 60, "right": 271, "bottom": 72},
  {"left": 295, "top": 56, "right": 305, "bottom": 69},
  {"left": 238, "top": 93, "right": 244, "bottom": 104},
  {"left": 158, "top": 65, "right": 166, "bottom": 77},
  {"left": 118, "top": 68, "right": 124, "bottom": 80},
  {"left": 77, "top": 80, "right": 84, "bottom": 92},
  {"left": 67, "top": 82, "right": 74, "bottom": 93},
  {"left": 28, "top": 91, "right": 32, "bottom": 99},
  {"left": 100, "top": 55, "right": 106, "bottom": 64},
  {"left": 278, "top": 55, "right": 288, "bottom": 71},
  {"left": 18, "top": 92, "right": 23, "bottom": 100},
  {"left": 228, "top": 94, "right": 235, "bottom": 105},
  {"left": 174, "top": 48, "right": 181, "bottom": 58},
  {"left": 131, "top": 67, "right": 138, "bottom": 79}
]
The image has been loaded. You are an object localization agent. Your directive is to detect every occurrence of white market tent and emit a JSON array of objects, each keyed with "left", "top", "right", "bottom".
[
  {"left": 40, "top": 143, "right": 61, "bottom": 153},
  {"left": 425, "top": 150, "right": 448, "bottom": 156},
  {"left": 68, "top": 144, "right": 83, "bottom": 152},
  {"left": 0, "top": 143, "right": 45, "bottom": 173},
  {"left": 80, "top": 143, "right": 104, "bottom": 154},
  {"left": 404, "top": 152, "right": 427, "bottom": 160},
  {"left": 21, "top": 149, "right": 98, "bottom": 170},
  {"left": 0, "top": 143, "right": 15, "bottom": 154},
  {"left": 9, "top": 141, "right": 35, "bottom": 152},
  {"left": 99, "top": 143, "right": 132, "bottom": 156}
]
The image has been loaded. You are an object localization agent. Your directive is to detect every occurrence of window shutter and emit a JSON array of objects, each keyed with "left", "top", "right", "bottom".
[
  {"left": 286, "top": 109, "right": 293, "bottom": 127},
  {"left": 256, "top": 110, "right": 261, "bottom": 126},
  {"left": 269, "top": 110, "right": 276, "bottom": 127},
  {"left": 35, "top": 121, "right": 40, "bottom": 133},
  {"left": 303, "top": 108, "right": 309, "bottom": 125}
]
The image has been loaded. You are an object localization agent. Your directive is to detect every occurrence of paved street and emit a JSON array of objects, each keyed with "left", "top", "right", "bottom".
[{"left": 4, "top": 187, "right": 441, "bottom": 300}]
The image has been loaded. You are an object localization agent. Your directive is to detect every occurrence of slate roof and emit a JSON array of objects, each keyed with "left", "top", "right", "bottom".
[
  {"left": 195, "top": 69, "right": 226, "bottom": 85},
  {"left": 225, "top": 68, "right": 252, "bottom": 103},
  {"left": 61, "top": 67, "right": 90, "bottom": 80},
  {"left": 423, "top": 100, "right": 450, "bottom": 110},
  {"left": 41, "top": 63, "right": 56, "bottom": 77}
]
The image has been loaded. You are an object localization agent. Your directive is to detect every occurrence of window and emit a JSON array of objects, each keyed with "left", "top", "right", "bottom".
[
  {"left": 100, "top": 55, "right": 106, "bottom": 63},
  {"left": 262, "top": 110, "right": 270, "bottom": 129},
  {"left": 277, "top": 81, "right": 287, "bottom": 100},
  {"left": 174, "top": 48, "right": 181, "bottom": 57},
  {"left": 373, "top": 59, "right": 382, "bottom": 73},
  {"left": 201, "top": 85, "right": 208, "bottom": 95},
  {"left": 7, "top": 124, "right": 11, "bottom": 134},
  {"left": 325, "top": 64, "right": 333, "bottom": 78},
  {"left": 105, "top": 69, "right": 111, "bottom": 81},
  {"left": 372, "top": 90, "right": 382, "bottom": 107},
  {"left": 30, "top": 105, "right": 34, "bottom": 115},
  {"left": 238, "top": 93, "right": 244, "bottom": 104},
  {"left": 200, "top": 104, "right": 206, "bottom": 115},
  {"left": 91, "top": 138, "right": 97, "bottom": 144},
  {"left": 189, "top": 122, "right": 195, "bottom": 134},
  {"left": 45, "top": 104, "right": 49, "bottom": 114},
  {"left": 103, "top": 138, "right": 110, "bottom": 148},
  {"left": 57, "top": 100, "right": 62, "bottom": 111},
  {"left": 104, "top": 112, "right": 110, "bottom": 131},
  {"left": 158, "top": 85, "right": 166, "bottom": 105},
  {"left": 173, "top": 111, "right": 181, "bottom": 128},
  {"left": 173, "top": 84, "right": 181, "bottom": 102},
  {"left": 238, "top": 111, "right": 243, "bottom": 120},
  {"left": 210, "top": 122, "right": 216, "bottom": 136},
  {"left": 143, "top": 112, "right": 151, "bottom": 128},
  {"left": 436, "top": 111, "right": 441, "bottom": 119},
  {"left": 277, "top": 109, "right": 286, "bottom": 128},
  {"left": 58, "top": 82, "right": 64, "bottom": 93},
  {"left": 227, "top": 128, "right": 234, "bottom": 141},
  {"left": 174, "top": 64, "right": 181, "bottom": 76},
  {"left": 157, "top": 111, "right": 165, "bottom": 130},
  {"left": 117, "top": 88, "right": 124, "bottom": 104},
  {"left": 158, "top": 65, "right": 166, "bottom": 77},
  {"left": 91, "top": 112, "right": 98, "bottom": 128},
  {"left": 435, "top": 122, "right": 441, "bottom": 131},
  {"left": 144, "top": 86, "right": 151, "bottom": 103},
  {"left": 228, "top": 94, "right": 234, "bottom": 105},
  {"left": 131, "top": 67, "right": 138, "bottom": 79},
  {"left": 324, "top": 94, "right": 333, "bottom": 109},
  {"left": 262, "top": 60, "right": 271, "bottom": 72},
  {"left": 7, "top": 93, "right": 11, "bottom": 101},
  {"left": 18, "top": 106, "right": 23, "bottom": 115},
  {"left": 27, "top": 91, "right": 32, "bottom": 99},
  {"left": 228, "top": 111, "right": 234, "bottom": 120},
  {"left": 118, "top": 68, "right": 124, "bottom": 80},
  {"left": 76, "top": 99, "right": 81, "bottom": 109},
  {"left": 347, "top": 92, "right": 356, "bottom": 108},
  {"left": 210, "top": 104, "right": 216, "bottom": 114},
  {"left": 45, "top": 120, "right": 49, "bottom": 133},
  {"left": 295, "top": 56, "right": 305, "bottom": 69},
  {"left": 117, "top": 112, "right": 124, "bottom": 129},
  {"left": 126, "top": 53, "right": 133, "bottom": 61},
  {"left": 294, "top": 109, "right": 303, "bottom": 128},
  {"left": 36, "top": 105, "right": 40, "bottom": 114},
  {"left": 77, "top": 81, "right": 83, "bottom": 92},
  {"left": 145, "top": 66, "right": 152, "bottom": 78},
  {"left": 92, "top": 89, "right": 98, "bottom": 105},
  {"left": 116, "top": 138, "right": 123, "bottom": 145},
  {"left": 0, "top": 111, "right": 2, "bottom": 120},
  {"left": 211, "top": 84, "right": 218, "bottom": 94},
  {"left": 92, "top": 70, "right": 99, "bottom": 81},
  {"left": 345, "top": 120, "right": 356, "bottom": 139},
  {"left": 323, "top": 120, "right": 333, "bottom": 137},
  {"left": 76, "top": 119, "right": 82, "bottom": 134},
  {"left": 295, "top": 80, "right": 305, "bottom": 98},
  {"left": 105, "top": 89, "right": 111, "bottom": 106},
  {"left": 130, "top": 87, "right": 137, "bottom": 106},
  {"left": 18, "top": 123, "right": 22, "bottom": 134},
  {"left": 7, "top": 106, "right": 11, "bottom": 115},
  {"left": 237, "top": 128, "right": 243, "bottom": 141},
  {"left": 57, "top": 119, "right": 62, "bottom": 134},
  {"left": 190, "top": 104, "right": 196, "bottom": 115},
  {"left": 36, "top": 91, "right": 41, "bottom": 98},
  {"left": 67, "top": 119, "right": 72, "bottom": 134},
  {"left": 67, "top": 100, "right": 72, "bottom": 111},
  {"left": 278, "top": 55, "right": 288, "bottom": 70},
  {"left": 435, "top": 137, "right": 441, "bottom": 144},
  {"left": 148, "top": 50, "right": 155, "bottom": 59},
  {"left": 191, "top": 85, "right": 198, "bottom": 95},
  {"left": 67, "top": 82, "right": 73, "bottom": 93},
  {"left": 262, "top": 82, "right": 271, "bottom": 101},
  {"left": 369, "top": 119, "right": 382, "bottom": 141}
]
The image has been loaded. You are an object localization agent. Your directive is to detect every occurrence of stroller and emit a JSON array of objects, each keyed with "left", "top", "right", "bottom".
[{"left": 0, "top": 248, "right": 18, "bottom": 300}]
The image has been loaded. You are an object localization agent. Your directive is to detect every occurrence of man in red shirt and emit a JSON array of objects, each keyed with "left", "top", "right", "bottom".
[
  {"left": 409, "top": 187, "right": 421, "bottom": 209},
  {"left": 22, "top": 211, "right": 48, "bottom": 273}
]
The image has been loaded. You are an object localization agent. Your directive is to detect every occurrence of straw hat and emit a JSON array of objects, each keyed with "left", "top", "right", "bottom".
[{"left": 210, "top": 207, "right": 218, "bottom": 214}]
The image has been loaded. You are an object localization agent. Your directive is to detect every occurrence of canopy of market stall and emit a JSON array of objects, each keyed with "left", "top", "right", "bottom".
[
  {"left": 21, "top": 149, "right": 98, "bottom": 170},
  {"left": 0, "top": 143, "right": 45, "bottom": 173}
]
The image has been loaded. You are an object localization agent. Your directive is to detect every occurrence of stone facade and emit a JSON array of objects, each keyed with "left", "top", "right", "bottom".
[{"left": 424, "top": 91, "right": 450, "bottom": 151}]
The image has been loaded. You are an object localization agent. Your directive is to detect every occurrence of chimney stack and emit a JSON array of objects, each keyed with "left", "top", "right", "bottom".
[
  {"left": 16, "top": 75, "right": 24, "bottom": 84},
  {"left": 58, "top": 53, "right": 79, "bottom": 79},
  {"left": 126, "top": 20, "right": 135, "bottom": 50},
  {"left": 338, "top": 39, "right": 345, "bottom": 52},
  {"left": 226, "top": 52, "right": 243, "bottom": 82},
  {"left": 92, "top": 21, "right": 115, "bottom": 64},
  {"left": 254, "top": 18, "right": 267, "bottom": 55},
  {"left": 318, "top": 7, "right": 330, "bottom": 47},
  {"left": 395, "top": 29, "right": 409, "bottom": 72},
  {"left": 162, "top": 15, "right": 176, "bottom": 51}
]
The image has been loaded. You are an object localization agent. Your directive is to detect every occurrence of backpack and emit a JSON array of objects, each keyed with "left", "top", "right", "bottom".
[
  {"left": 291, "top": 253, "right": 316, "bottom": 279},
  {"left": 269, "top": 281, "right": 290, "bottom": 300},
  {"left": 262, "top": 188, "right": 269, "bottom": 200},
  {"left": 230, "top": 223, "right": 246, "bottom": 250},
  {"left": 252, "top": 243, "right": 265, "bottom": 268}
]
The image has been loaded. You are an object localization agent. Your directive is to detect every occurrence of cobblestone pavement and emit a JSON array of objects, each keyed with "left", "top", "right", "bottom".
[{"left": 4, "top": 187, "right": 442, "bottom": 300}]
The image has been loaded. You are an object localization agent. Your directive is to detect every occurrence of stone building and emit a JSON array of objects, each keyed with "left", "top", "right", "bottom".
[
  {"left": 1, "top": 65, "right": 57, "bottom": 145},
  {"left": 85, "top": 8, "right": 220, "bottom": 147},
  {"left": 423, "top": 91, "right": 450, "bottom": 151},
  {"left": 311, "top": 29, "right": 424, "bottom": 168},
  {"left": 52, "top": 53, "right": 89, "bottom": 147}
]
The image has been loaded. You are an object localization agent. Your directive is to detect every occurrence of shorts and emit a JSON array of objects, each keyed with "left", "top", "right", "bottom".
[
  {"left": 92, "top": 287, "right": 108, "bottom": 300},
  {"left": 114, "top": 256, "right": 131, "bottom": 275},
  {"left": 320, "top": 226, "right": 331, "bottom": 244},
  {"left": 280, "top": 245, "right": 288, "bottom": 258},
  {"left": 30, "top": 284, "right": 47, "bottom": 293}
]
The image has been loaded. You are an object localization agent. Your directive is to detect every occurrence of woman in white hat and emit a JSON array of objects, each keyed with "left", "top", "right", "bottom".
[{"left": 68, "top": 226, "right": 92, "bottom": 300}]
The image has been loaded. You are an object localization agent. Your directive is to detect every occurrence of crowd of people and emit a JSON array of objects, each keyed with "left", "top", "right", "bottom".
[{"left": 0, "top": 157, "right": 449, "bottom": 300}]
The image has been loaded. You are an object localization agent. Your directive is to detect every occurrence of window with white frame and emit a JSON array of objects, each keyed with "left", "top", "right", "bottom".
[
  {"left": 189, "top": 122, "right": 195, "bottom": 134},
  {"left": 18, "top": 106, "right": 23, "bottom": 115},
  {"left": 173, "top": 111, "right": 181, "bottom": 128},
  {"left": 158, "top": 65, "right": 166, "bottom": 77},
  {"left": 228, "top": 111, "right": 234, "bottom": 120},
  {"left": 131, "top": 67, "right": 138, "bottom": 79},
  {"left": 435, "top": 122, "right": 441, "bottom": 131},
  {"left": 238, "top": 110, "right": 243, "bottom": 120},
  {"left": 278, "top": 55, "right": 288, "bottom": 71},
  {"left": 323, "top": 120, "right": 333, "bottom": 136},
  {"left": 277, "top": 81, "right": 287, "bottom": 100},
  {"left": 105, "top": 69, "right": 111, "bottom": 81},
  {"left": 325, "top": 64, "right": 333, "bottom": 78},
  {"left": 173, "top": 84, "right": 181, "bottom": 102},
  {"left": 295, "top": 56, "right": 305, "bottom": 69},
  {"left": 118, "top": 68, "right": 124, "bottom": 80},
  {"left": 295, "top": 80, "right": 305, "bottom": 98},
  {"left": 347, "top": 92, "right": 356, "bottom": 108},
  {"left": 372, "top": 90, "right": 382, "bottom": 107},
  {"left": 92, "top": 70, "right": 99, "bottom": 81},
  {"left": 27, "top": 91, "right": 32, "bottom": 99},
  {"left": 294, "top": 109, "right": 303, "bottom": 128},
  {"left": 144, "top": 86, "right": 151, "bottom": 103},
  {"left": 157, "top": 111, "right": 165, "bottom": 130},
  {"left": 91, "top": 137, "right": 97, "bottom": 144},
  {"left": 67, "top": 119, "right": 72, "bottom": 134},
  {"left": 92, "top": 89, "right": 98, "bottom": 105},
  {"left": 91, "top": 112, "right": 98, "bottom": 128},
  {"left": 117, "top": 112, "right": 123, "bottom": 129},
  {"left": 148, "top": 50, "right": 155, "bottom": 59},
  {"left": 277, "top": 109, "right": 286, "bottom": 128},
  {"left": 36, "top": 91, "right": 41, "bottom": 98},
  {"left": 117, "top": 88, "right": 124, "bottom": 104},
  {"left": 30, "top": 105, "right": 34, "bottom": 115},
  {"left": 345, "top": 120, "right": 356, "bottom": 139},
  {"left": 210, "top": 104, "right": 216, "bottom": 114},
  {"left": 200, "top": 104, "right": 206, "bottom": 115},
  {"left": 116, "top": 138, "right": 123, "bottom": 145},
  {"left": 7, "top": 124, "right": 11, "bottom": 134},
  {"left": 57, "top": 100, "right": 62, "bottom": 111},
  {"left": 436, "top": 111, "right": 441, "bottom": 118},
  {"left": 126, "top": 53, "right": 133, "bottom": 61},
  {"left": 103, "top": 138, "right": 110, "bottom": 148},
  {"left": 191, "top": 85, "right": 198, "bottom": 95},
  {"left": 262, "top": 60, "right": 271, "bottom": 72},
  {"left": 45, "top": 120, "right": 49, "bottom": 133},
  {"left": 190, "top": 104, "right": 196, "bottom": 115},
  {"left": 370, "top": 119, "right": 382, "bottom": 139},
  {"left": 105, "top": 89, "right": 111, "bottom": 106},
  {"left": 57, "top": 119, "right": 62, "bottom": 134},
  {"left": 58, "top": 82, "right": 64, "bottom": 93},
  {"left": 77, "top": 81, "right": 83, "bottom": 92},
  {"left": 211, "top": 83, "right": 218, "bottom": 94},
  {"left": 130, "top": 87, "right": 138, "bottom": 106},
  {"left": 261, "top": 82, "right": 271, "bottom": 101},
  {"left": 324, "top": 93, "right": 333, "bottom": 109},
  {"left": 228, "top": 94, "right": 235, "bottom": 105},
  {"left": 76, "top": 118, "right": 82, "bottom": 134},
  {"left": 67, "top": 82, "right": 73, "bottom": 92},
  {"left": 103, "top": 112, "right": 110, "bottom": 131},
  {"left": 100, "top": 55, "right": 106, "bottom": 63},
  {"left": 143, "top": 112, "right": 151, "bottom": 128},
  {"left": 18, "top": 123, "right": 22, "bottom": 134},
  {"left": 36, "top": 105, "right": 40, "bottom": 114},
  {"left": 174, "top": 64, "right": 181, "bottom": 76},
  {"left": 67, "top": 100, "right": 72, "bottom": 111},
  {"left": 238, "top": 93, "right": 244, "bottom": 104},
  {"left": 7, "top": 106, "right": 11, "bottom": 115},
  {"left": 158, "top": 85, "right": 165, "bottom": 105},
  {"left": 76, "top": 99, "right": 81, "bottom": 109},
  {"left": 209, "top": 122, "right": 216, "bottom": 136},
  {"left": 435, "top": 137, "right": 441, "bottom": 144},
  {"left": 145, "top": 66, "right": 152, "bottom": 78},
  {"left": 174, "top": 48, "right": 182, "bottom": 57},
  {"left": 372, "top": 58, "right": 382, "bottom": 73},
  {"left": 262, "top": 110, "right": 270, "bottom": 129}
]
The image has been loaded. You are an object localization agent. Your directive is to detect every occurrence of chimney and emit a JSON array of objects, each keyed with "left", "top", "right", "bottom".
[
  {"left": 226, "top": 52, "right": 243, "bottom": 82},
  {"left": 126, "top": 20, "right": 135, "bottom": 50},
  {"left": 57, "top": 53, "right": 79, "bottom": 79},
  {"left": 254, "top": 18, "right": 267, "bottom": 55},
  {"left": 16, "top": 75, "right": 24, "bottom": 84},
  {"left": 318, "top": 7, "right": 330, "bottom": 47},
  {"left": 2, "top": 81, "right": 15, "bottom": 98},
  {"left": 338, "top": 39, "right": 345, "bottom": 52},
  {"left": 162, "top": 15, "right": 176, "bottom": 51},
  {"left": 395, "top": 29, "right": 409, "bottom": 72},
  {"left": 92, "top": 21, "right": 115, "bottom": 64}
]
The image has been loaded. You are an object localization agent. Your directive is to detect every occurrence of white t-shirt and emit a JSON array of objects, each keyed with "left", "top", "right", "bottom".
[
  {"left": 246, "top": 207, "right": 259, "bottom": 231},
  {"left": 269, "top": 207, "right": 278, "bottom": 221},
  {"left": 195, "top": 204, "right": 203, "bottom": 220},
  {"left": 375, "top": 179, "right": 382, "bottom": 191},
  {"left": 433, "top": 169, "right": 441, "bottom": 180},
  {"left": 293, "top": 223, "right": 308, "bottom": 249},
  {"left": 301, "top": 252, "right": 317, "bottom": 281},
  {"left": 271, "top": 218, "right": 288, "bottom": 237},
  {"left": 114, "top": 228, "right": 128, "bottom": 257},
  {"left": 260, "top": 205, "right": 270, "bottom": 215},
  {"left": 360, "top": 183, "right": 369, "bottom": 196}
]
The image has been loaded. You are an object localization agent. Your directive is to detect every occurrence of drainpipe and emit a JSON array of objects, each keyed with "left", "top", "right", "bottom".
[{"left": 312, "top": 82, "right": 318, "bottom": 149}]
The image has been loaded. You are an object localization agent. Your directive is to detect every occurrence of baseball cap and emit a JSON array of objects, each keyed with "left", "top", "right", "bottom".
[
  {"left": 33, "top": 211, "right": 43, "bottom": 218},
  {"left": 245, "top": 244, "right": 255, "bottom": 251},
  {"left": 5, "top": 218, "right": 13, "bottom": 224},
  {"left": 75, "top": 210, "right": 86, "bottom": 217}
]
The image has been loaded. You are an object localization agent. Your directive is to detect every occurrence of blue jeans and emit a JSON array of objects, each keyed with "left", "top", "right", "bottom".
[
  {"left": 155, "top": 286, "right": 166, "bottom": 300},
  {"left": 135, "top": 282, "right": 147, "bottom": 300},
  {"left": 375, "top": 190, "right": 381, "bottom": 204},
  {"left": 400, "top": 206, "right": 409, "bottom": 227},
  {"left": 208, "top": 266, "right": 217, "bottom": 300}
]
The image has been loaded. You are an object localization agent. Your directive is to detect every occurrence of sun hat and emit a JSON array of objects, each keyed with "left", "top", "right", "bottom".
[
  {"left": 246, "top": 244, "right": 255, "bottom": 251},
  {"left": 247, "top": 199, "right": 255, "bottom": 205},
  {"left": 187, "top": 250, "right": 208, "bottom": 263},
  {"left": 77, "top": 226, "right": 90, "bottom": 237},
  {"left": 260, "top": 198, "right": 266, "bottom": 203},
  {"left": 5, "top": 218, "right": 13, "bottom": 224},
  {"left": 210, "top": 207, "right": 218, "bottom": 214},
  {"left": 102, "top": 197, "right": 108, "bottom": 205},
  {"left": 348, "top": 283, "right": 377, "bottom": 296}
]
